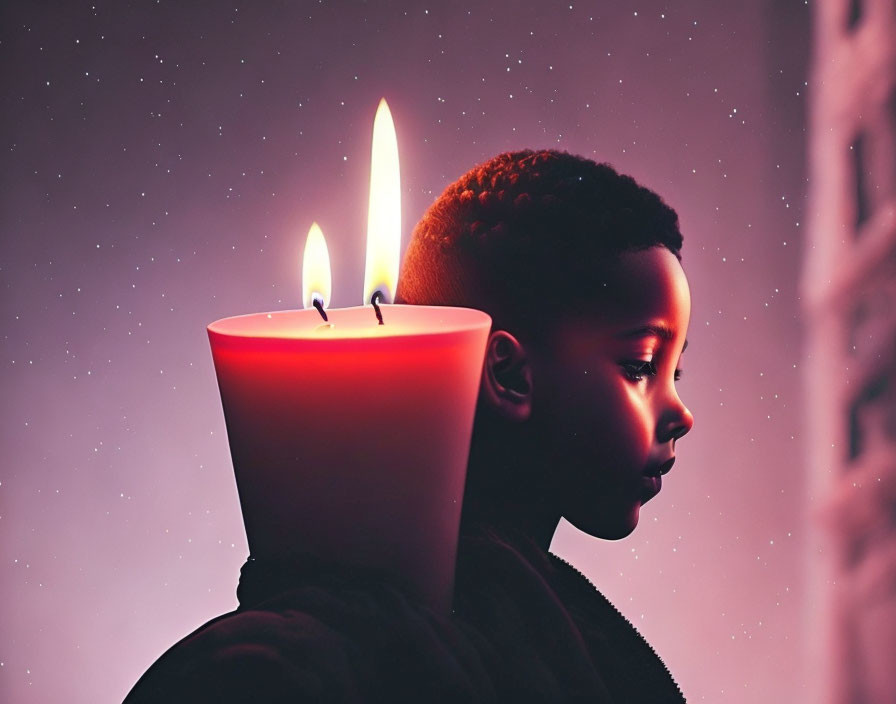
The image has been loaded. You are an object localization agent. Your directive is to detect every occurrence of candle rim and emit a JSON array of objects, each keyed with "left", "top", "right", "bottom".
[{"left": 208, "top": 304, "right": 492, "bottom": 341}]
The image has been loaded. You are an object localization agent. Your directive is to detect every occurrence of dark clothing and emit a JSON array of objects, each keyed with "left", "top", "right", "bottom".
[
  {"left": 125, "top": 555, "right": 493, "bottom": 704},
  {"left": 454, "top": 525, "right": 684, "bottom": 703},
  {"left": 125, "top": 526, "right": 685, "bottom": 703}
]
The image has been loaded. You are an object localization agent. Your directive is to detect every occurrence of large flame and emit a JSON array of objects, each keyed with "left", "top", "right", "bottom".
[
  {"left": 302, "top": 222, "right": 332, "bottom": 310},
  {"left": 362, "top": 98, "right": 401, "bottom": 305}
]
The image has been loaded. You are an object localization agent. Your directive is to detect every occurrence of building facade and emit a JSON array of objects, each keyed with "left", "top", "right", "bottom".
[{"left": 803, "top": 1, "right": 896, "bottom": 702}]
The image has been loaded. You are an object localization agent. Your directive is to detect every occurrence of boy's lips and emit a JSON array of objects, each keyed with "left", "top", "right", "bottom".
[
  {"left": 640, "top": 457, "right": 674, "bottom": 503},
  {"left": 644, "top": 457, "right": 675, "bottom": 478}
]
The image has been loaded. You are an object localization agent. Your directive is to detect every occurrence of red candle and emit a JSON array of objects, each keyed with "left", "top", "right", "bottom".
[
  {"left": 206, "top": 99, "right": 491, "bottom": 614},
  {"left": 208, "top": 305, "right": 490, "bottom": 614}
]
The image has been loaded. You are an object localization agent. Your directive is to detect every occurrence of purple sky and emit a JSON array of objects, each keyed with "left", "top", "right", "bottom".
[{"left": 1, "top": 2, "right": 810, "bottom": 702}]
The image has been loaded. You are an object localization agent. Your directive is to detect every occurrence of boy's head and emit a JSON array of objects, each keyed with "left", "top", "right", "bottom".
[{"left": 396, "top": 150, "right": 693, "bottom": 542}]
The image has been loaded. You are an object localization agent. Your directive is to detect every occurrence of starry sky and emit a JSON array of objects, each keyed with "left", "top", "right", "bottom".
[{"left": 1, "top": 2, "right": 811, "bottom": 702}]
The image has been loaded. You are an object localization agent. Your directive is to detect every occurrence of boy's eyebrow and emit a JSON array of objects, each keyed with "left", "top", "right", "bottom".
[{"left": 617, "top": 324, "right": 689, "bottom": 351}]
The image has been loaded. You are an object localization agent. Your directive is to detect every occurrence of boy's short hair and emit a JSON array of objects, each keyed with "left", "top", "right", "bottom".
[{"left": 395, "top": 149, "right": 683, "bottom": 339}]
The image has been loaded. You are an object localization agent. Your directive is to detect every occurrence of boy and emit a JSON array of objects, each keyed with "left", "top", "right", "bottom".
[
  {"left": 126, "top": 150, "right": 693, "bottom": 703},
  {"left": 396, "top": 149, "right": 693, "bottom": 702}
]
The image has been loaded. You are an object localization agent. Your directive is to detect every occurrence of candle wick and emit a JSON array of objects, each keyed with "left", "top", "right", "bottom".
[
  {"left": 312, "top": 298, "right": 328, "bottom": 322},
  {"left": 371, "top": 291, "right": 385, "bottom": 325}
]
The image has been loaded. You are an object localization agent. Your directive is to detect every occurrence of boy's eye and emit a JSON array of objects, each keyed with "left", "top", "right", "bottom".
[
  {"left": 621, "top": 360, "right": 657, "bottom": 382},
  {"left": 620, "top": 361, "right": 685, "bottom": 383}
]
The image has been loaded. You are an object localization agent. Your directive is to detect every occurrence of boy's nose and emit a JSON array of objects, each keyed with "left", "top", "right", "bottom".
[{"left": 657, "top": 398, "right": 694, "bottom": 444}]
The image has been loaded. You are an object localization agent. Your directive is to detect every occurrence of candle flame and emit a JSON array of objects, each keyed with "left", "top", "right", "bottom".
[
  {"left": 302, "top": 222, "right": 332, "bottom": 310},
  {"left": 362, "top": 98, "right": 401, "bottom": 305}
]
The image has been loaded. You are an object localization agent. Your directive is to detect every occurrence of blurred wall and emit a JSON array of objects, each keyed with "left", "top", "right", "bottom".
[{"left": 803, "top": 1, "right": 896, "bottom": 702}]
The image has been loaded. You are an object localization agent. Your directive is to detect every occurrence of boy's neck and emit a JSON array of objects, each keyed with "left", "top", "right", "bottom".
[{"left": 460, "top": 498, "right": 559, "bottom": 553}]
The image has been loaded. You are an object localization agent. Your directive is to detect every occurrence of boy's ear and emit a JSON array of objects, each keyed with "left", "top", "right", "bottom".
[{"left": 480, "top": 330, "right": 533, "bottom": 423}]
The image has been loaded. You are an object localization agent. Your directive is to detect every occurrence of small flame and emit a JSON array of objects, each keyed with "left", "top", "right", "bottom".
[
  {"left": 362, "top": 98, "right": 401, "bottom": 305},
  {"left": 302, "top": 222, "right": 332, "bottom": 310}
]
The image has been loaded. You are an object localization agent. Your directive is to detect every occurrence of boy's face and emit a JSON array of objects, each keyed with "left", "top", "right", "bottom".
[{"left": 532, "top": 246, "right": 693, "bottom": 539}]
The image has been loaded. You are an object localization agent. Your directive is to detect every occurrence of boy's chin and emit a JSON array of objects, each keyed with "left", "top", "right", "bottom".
[{"left": 564, "top": 505, "right": 640, "bottom": 541}]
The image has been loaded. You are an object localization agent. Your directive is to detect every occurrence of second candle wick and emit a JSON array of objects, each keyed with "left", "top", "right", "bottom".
[
  {"left": 312, "top": 297, "right": 328, "bottom": 322},
  {"left": 371, "top": 291, "right": 385, "bottom": 325}
]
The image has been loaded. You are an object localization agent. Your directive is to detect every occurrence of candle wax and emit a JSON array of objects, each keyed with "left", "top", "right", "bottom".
[{"left": 208, "top": 304, "right": 491, "bottom": 614}]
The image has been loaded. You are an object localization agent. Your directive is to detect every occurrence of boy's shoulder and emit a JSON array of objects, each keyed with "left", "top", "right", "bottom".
[
  {"left": 455, "top": 525, "right": 686, "bottom": 703},
  {"left": 125, "top": 567, "right": 494, "bottom": 703}
]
